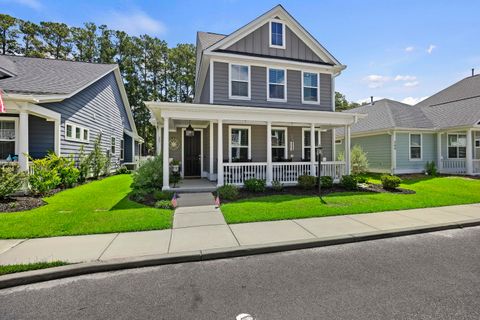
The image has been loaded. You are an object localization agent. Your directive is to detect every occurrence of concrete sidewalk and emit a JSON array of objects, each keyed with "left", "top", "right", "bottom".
[{"left": 0, "top": 203, "right": 479, "bottom": 266}]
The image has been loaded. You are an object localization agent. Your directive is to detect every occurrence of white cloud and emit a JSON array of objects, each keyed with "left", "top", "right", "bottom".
[
  {"left": 1, "top": 0, "right": 42, "bottom": 10},
  {"left": 394, "top": 75, "right": 417, "bottom": 81},
  {"left": 401, "top": 96, "right": 428, "bottom": 105},
  {"left": 427, "top": 44, "right": 436, "bottom": 54},
  {"left": 404, "top": 81, "right": 419, "bottom": 87},
  {"left": 405, "top": 46, "right": 414, "bottom": 52},
  {"left": 104, "top": 9, "right": 166, "bottom": 36},
  {"left": 364, "top": 75, "right": 390, "bottom": 88}
]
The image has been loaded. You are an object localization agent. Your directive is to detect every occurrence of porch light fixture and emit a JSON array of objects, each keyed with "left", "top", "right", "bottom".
[{"left": 185, "top": 122, "right": 195, "bottom": 137}]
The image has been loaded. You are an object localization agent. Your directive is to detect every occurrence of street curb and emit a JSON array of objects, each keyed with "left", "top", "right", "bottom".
[{"left": 1, "top": 219, "right": 479, "bottom": 290}]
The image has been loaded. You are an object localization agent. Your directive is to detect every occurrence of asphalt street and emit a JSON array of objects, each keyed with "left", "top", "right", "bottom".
[{"left": 1, "top": 226, "right": 480, "bottom": 319}]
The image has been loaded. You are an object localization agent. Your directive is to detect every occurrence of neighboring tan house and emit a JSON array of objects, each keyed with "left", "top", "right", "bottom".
[
  {"left": 0, "top": 56, "right": 143, "bottom": 172},
  {"left": 336, "top": 74, "right": 480, "bottom": 175},
  {"left": 147, "top": 5, "right": 364, "bottom": 190}
]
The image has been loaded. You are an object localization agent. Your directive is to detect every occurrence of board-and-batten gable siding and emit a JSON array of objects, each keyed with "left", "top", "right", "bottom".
[
  {"left": 395, "top": 132, "right": 436, "bottom": 170},
  {"left": 40, "top": 72, "right": 131, "bottom": 164},
  {"left": 213, "top": 61, "right": 331, "bottom": 111},
  {"left": 28, "top": 115, "right": 54, "bottom": 159},
  {"left": 225, "top": 22, "right": 324, "bottom": 63},
  {"left": 349, "top": 134, "right": 392, "bottom": 171}
]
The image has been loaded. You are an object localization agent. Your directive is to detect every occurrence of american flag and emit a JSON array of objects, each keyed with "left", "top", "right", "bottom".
[
  {"left": 171, "top": 193, "right": 177, "bottom": 208},
  {"left": 0, "top": 89, "right": 5, "bottom": 113},
  {"left": 214, "top": 194, "right": 220, "bottom": 208}
]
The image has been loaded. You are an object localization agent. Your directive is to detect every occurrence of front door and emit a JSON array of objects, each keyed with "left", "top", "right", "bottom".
[{"left": 184, "top": 130, "right": 201, "bottom": 177}]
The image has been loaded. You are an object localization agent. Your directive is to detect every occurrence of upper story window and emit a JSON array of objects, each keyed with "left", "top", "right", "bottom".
[
  {"left": 270, "top": 21, "right": 285, "bottom": 49},
  {"left": 0, "top": 118, "right": 17, "bottom": 160},
  {"left": 448, "top": 134, "right": 466, "bottom": 159},
  {"left": 409, "top": 134, "right": 422, "bottom": 160},
  {"left": 302, "top": 72, "right": 319, "bottom": 104},
  {"left": 268, "top": 68, "right": 286, "bottom": 101},
  {"left": 229, "top": 64, "right": 250, "bottom": 99}
]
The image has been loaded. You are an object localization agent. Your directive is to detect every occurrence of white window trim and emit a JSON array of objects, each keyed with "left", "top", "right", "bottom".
[
  {"left": 409, "top": 133, "right": 423, "bottom": 161},
  {"left": 0, "top": 117, "right": 19, "bottom": 155},
  {"left": 65, "top": 121, "right": 89, "bottom": 143},
  {"left": 120, "top": 139, "right": 124, "bottom": 160},
  {"left": 447, "top": 133, "right": 467, "bottom": 159},
  {"left": 271, "top": 127, "right": 288, "bottom": 160},
  {"left": 301, "top": 71, "right": 320, "bottom": 104},
  {"left": 269, "top": 19, "right": 286, "bottom": 49},
  {"left": 267, "top": 67, "right": 287, "bottom": 102},
  {"left": 301, "top": 128, "right": 322, "bottom": 160},
  {"left": 228, "top": 63, "right": 251, "bottom": 100},
  {"left": 228, "top": 125, "right": 251, "bottom": 162},
  {"left": 111, "top": 136, "right": 116, "bottom": 154}
]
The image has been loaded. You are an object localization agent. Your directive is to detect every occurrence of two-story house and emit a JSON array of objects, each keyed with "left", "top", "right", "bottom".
[{"left": 147, "top": 5, "right": 363, "bottom": 190}]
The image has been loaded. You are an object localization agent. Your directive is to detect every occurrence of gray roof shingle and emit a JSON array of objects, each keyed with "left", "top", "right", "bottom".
[
  {"left": 197, "top": 31, "right": 226, "bottom": 50},
  {"left": 0, "top": 55, "right": 117, "bottom": 95}
]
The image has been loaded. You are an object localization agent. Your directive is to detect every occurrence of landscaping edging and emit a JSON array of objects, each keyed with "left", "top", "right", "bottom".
[{"left": 1, "top": 218, "right": 479, "bottom": 290}]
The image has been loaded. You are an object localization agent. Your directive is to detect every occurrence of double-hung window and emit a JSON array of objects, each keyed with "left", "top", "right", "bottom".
[
  {"left": 409, "top": 134, "right": 422, "bottom": 160},
  {"left": 302, "top": 72, "right": 319, "bottom": 103},
  {"left": 270, "top": 21, "right": 285, "bottom": 48},
  {"left": 268, "top": 68, "right": 286, "bottom": 101},
  {"left": 448, "top": 134, "right": 467, "bottom": 158},
  {"left": 0, "top": 119, "right": 17, "bottom": 160},
  {"left": 302, "top": 129, "right": 321, "bottom": 161},
  {"left": 230, "top": 64, "right": 250, "bottom": 99},
  {"left": 120, "top": 139, "right": 124, "bottom": 160},
  {"left": 271, "top": 128, "right": 287, "bottom": 161},
  {"left": 111, "top": 136, "right": 116, "bottom": 154},
  {"left": 230, "top": 126, "right": 250, "bottom": 162}
]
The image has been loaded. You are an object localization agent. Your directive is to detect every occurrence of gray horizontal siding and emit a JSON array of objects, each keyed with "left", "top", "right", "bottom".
[
  {"left": 396, "top": 132, "right": 436, "bottom": 171},
  {"left": 350, "top": 134, "right": 392, "bottom": 171},
  {"left": 199, "top": 67, "right": 210, "bottom": 104}
]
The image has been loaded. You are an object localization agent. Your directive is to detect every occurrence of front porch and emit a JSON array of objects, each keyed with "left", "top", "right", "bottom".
[
  {"left": 437, "top": 129, "right": 480, "bottom": 175},
  {"left": 147, "top": 102, "right": 363, "bottom": 190}
]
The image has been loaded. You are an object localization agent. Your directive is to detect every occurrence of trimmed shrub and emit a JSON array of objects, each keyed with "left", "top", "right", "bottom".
[
  {"left": 131, "top": 155, "right": 163, "bottom": 194},
  {"left": 320, "top": 176, "right": 333, "bottom": 189},
  {"left": 154, "top": 190, "right": 174, "bottom": 201},
  {"left": 0, "top": 163, "right": 27, "bottom": 199},
  {"left": 298, "top": 175, "right": 316, "bottom": 190},
  {"left": 155, "top": 200, "right": 174, "bottom": 210},
  {"left": 340, "top": 175, "right": 358, "bottom": 190},
  {"left": 29, "top": 158, "right": 62, "bottom": 195},
  {"left": 425, "top": 161, "right": 437, "bottom": 176},
  {"left": 271, "top": 180, "right": 284, "bottom": 192},
  {"left": 356, "top": 175, "right": 368, "bottom": 184},
  {"left": 117, "top": 165, "right": 130, "bottom": 174},
  {"left": 217, "top": 184, "right": 239, "bottom": 200},
  {"left": 244, "top": 178, "right": 266, "bottom": 193},
  {"left": 381, "top": 174, "right": 402, "bottom": 190}
]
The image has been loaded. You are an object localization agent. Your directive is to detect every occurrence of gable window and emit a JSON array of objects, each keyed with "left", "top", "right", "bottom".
[
  {"left": 270, "top": 21, "right": 285, "bottom": 48},
  {"left": 268, "top": 68, "right": 286, "bottom": 101},
  {"left": 448, "top": 134, "right": 466, "bottom": 159},
  {"left": 271, "top": 128, "right": 287, "bottom": 161},
  {"left": 302, "top": 72, "right": 319, "bottom": 103},
  {"left": 229, "top": 126, "right": 251, "bottom": 162},
  {"left": 302, "top": 128, "right": 322, "bottom": 161},
  {"left": 229, "top": 64, "right": 250, "bottom": 99},
  {"left": 111, "top": 136, "right": 116, "bottom": 154},
  {"left": 409, "top": 134, "right": 422, "bottom": 160},
  {"left": 65, "top": 121, "right": 89, "bottom": 143},
  {"left": 120, "top": 139, "right": 124, "bottom": 160},
  {"left": 0, "top": 119, "right": 17, "bottom": 160}
]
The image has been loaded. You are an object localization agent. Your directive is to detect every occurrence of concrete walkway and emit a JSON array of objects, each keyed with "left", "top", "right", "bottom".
[{"left": 0, "top": 203, "right": 479, "bottom": 266}]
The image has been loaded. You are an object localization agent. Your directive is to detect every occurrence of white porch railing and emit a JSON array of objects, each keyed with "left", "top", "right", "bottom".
[
  {"left": 272, "top": 162, "right": 312, "bottom": 184},
  {"left": 473, "top": 159, "right": 480, "bottom": 174},
  {"left": 441, "top": 159, "right": 466, "bottom": 174},
  {"left": 223, "top": 162, "right": 268, "bottom": 185},
  {"left": 316, "top": 161, "right": 346, "bottom": 181}
]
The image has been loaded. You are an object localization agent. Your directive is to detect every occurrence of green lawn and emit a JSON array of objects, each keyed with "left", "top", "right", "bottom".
[
  {"left": 0, "top": 175, "right": 173, "bottom": 239},
  {"left": 221, "top": 176, "right": 480, "bottom": 224},
  {"left": 0, "top": 261, "right": 69, "bottom": 276}
]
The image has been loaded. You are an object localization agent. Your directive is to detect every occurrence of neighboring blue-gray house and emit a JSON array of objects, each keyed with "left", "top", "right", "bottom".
[
  {"left": 336, "top": 75, "right": 480, "bottom": 175},
  {"left": 0, "top": 56, "right": 143, "bottom": 172}
]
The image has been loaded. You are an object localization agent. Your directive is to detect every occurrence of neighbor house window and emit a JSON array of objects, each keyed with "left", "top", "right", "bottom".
[
  {"left": 229, "top": 64, "right": 250, "bottom": 99},
  {"left": 271, "top": 128, "right": 287, "bottom": 161},
  {"left": 410, "top": 134, "right": 422, "bottom": 160},
  {"left": 0, "top": 119, "right": 17, "bottom": 160},
  {"left": 65, "top": 121, "right": 89, "bottom": 143},
  {"left": 229, "top": 126, "right": 250, "bottom": 162},
  {"left": 302, "top": 129, "right": 322, "bottom": 161},
  {"left": 270, "top": 21, "right": 285, "bottom": 48},
  {"left": 120, "top": 139, "right": 124, "bottom": 160},
  {"left": 268, "top": 68, "right": 286, "bottom": 101},
  {"left": 448, "top": 134, "right": 466, "bottom": 159},
  {"left": 302, "top": 72, "right": 319, "bottom": 103},
  {"left": 111, "top": 136, "right": 116, "bottom": 154}
]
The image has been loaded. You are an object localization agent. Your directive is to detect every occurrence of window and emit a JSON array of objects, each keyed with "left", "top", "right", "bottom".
[
  {"left": 475, "top": 139, "right": 480, "bottom": 148},
  {"left": 229, "top": 64, "right": 250, "bottom": 99},
  {"left": 271, "top": 128, "right": 287, "bottom": 161},
  {"left": 302, "top": 129, "right": 322, "bottom": 161},
  {"left": 409, "top": 134, "right": 422, "bottom": 160},
  {"left": 270, "top": 21, "right": 285, "bottom": 48},
  {"left": 268, "top": 68, "right": 286, "bottom": 101},
  {"left": 65, "top": 122, "right": 89, "bottom": 143},
  {"left": 0, "top": 119, "right": 17, "bottom": 160},
  {"left": 302, "top": 72, "right": 319, "bottom": 103},
  {"left": 120, "top": 139, "right": 124, "bottom": 160},
  {"left": 448, "top": 134, "right": 467, "bottom": 159},
  {"left": 229, "top": 126, "right": 250, "bottom": 162}
]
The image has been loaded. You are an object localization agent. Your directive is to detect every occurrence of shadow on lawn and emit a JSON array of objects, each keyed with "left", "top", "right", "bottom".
[
  {"left": 232, "top": 191, "right": 376, "bottom": 204},
  {"left": 110, "top": 195, "right": 146, "bottom": 211}
]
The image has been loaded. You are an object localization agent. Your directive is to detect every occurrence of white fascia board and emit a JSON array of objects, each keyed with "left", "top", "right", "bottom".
[
  {"left": 112, "top": 67, "right": 140, "bottom": 137},
  {"left": 336, "top": 127, "right": 439, "bottom": 139}
]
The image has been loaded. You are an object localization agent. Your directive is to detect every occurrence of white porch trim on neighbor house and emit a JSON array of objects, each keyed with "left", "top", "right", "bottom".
[{"left": 147, "top": 102, "right": 364, "bottom": 190}]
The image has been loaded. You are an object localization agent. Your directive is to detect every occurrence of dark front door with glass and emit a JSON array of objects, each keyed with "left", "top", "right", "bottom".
[{"left": 184, "top": 130, "right": 201, "bottom": 177}]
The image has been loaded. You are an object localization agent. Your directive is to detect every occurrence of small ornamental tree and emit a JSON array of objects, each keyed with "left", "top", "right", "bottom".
[
  {"left": 88, "top": 135, "right": 107, "bottom": 179},
  {"left": 0, "top": 163, "right": 27, "bottom": 199}
]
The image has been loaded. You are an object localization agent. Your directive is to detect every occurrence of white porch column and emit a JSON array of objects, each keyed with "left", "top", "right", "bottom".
[
  {"left": 437, "top": 132, "right": 443, "bottom": 171},
  {"left": 156, "top": 125, "right": 162, "bottom": 156},
  {"left": 162, "top": 117, "right": 170, "bottom": 190},
  {"left": 54, "top": 119, "right": 61, "bottom": 156},
  {"left": 217, "top": 119, "right": 224, "bottom": 186},
  {"left": 209, "top": 120, "right": 214, "bottom": 181},
  {"left": 18, "top": 112, "right": 29, "bottom": 172},
  {"left": 466, "top": 129, "right": 473, "bottom": 175},
  {"left": 345, "top": 125, "right": 351, "bottom": 175},
  {"left": 266, "top": 121, "right": 272, "bottom": 185},
  {"left": 310, "top": 123, "right": 316, "bottom": 176}
]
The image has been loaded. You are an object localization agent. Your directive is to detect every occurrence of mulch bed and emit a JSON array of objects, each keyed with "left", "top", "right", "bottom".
[
  {"left": 360, "top": 183, "right": 416, "bottom": 195},
  {"left": 0, "top": 197, "right": 45, "bottom": 213}
]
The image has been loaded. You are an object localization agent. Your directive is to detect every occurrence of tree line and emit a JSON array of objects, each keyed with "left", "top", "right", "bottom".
[{"left": 0, "top": 13, "right": 195, "bottom": 154}]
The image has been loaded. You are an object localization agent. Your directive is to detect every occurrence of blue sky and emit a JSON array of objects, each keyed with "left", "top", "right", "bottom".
[{"left": 2, "top": 0, "right": 480, "bottom": 104}]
